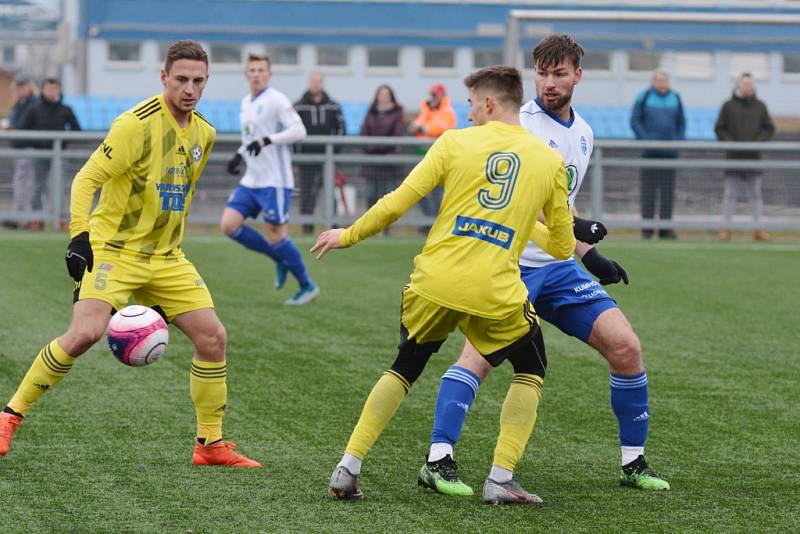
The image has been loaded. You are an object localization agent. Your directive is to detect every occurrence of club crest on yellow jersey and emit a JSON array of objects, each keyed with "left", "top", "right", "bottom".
[{"left": 191, "top": 144, "right": 203, "bottom": 163}]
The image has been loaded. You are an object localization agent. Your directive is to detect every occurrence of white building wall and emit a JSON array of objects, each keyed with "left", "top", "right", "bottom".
[{"left": 84, "top": 38, "right": 800, "bottom": 114}]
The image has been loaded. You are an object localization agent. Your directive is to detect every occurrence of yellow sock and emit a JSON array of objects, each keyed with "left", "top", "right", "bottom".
[
  {"left": 492, "top": 373, "right": 544, "bottom": 472},
  {"left": 190, "top": 359, "right": 227, "bottom": 444},
  {"left": 344, "top": 370, "right": 410, "bottom": 459},
  {"left": 8, "top": 340, "right": 76, "bottom": 416}
]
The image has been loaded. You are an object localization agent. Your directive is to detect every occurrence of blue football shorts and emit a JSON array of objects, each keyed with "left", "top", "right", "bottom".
[
  {"left": 227, "top": 185, "right": 292, "bottom": 225},
  {"left": 521, "top": 259, "right": 618, "bottom": 343}
]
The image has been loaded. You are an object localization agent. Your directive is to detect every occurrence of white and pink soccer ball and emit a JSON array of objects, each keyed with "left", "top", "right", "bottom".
[{"left": 107, "top": 305, "right": 169, "bottom": 367}]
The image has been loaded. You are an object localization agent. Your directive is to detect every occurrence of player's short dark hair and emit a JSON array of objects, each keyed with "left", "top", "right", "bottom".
[
  {"left": 533, "top": 34, "right": 585, "bottom": 70},
  {"left": 463, "top": 65, "right": 523, "bottom": 108},
  {"left": 164, "top": 40, "right": 208, "bottom": 72},
  {"left": 247, "top": 53, "right": 271, "bottom": 70},
  {"left": 42, "top": 78, "right": 60, "bottom": 87}
]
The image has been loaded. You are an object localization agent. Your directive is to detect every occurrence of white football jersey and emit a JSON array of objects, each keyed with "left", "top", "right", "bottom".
[
  {"left": 239, "top": 87, "right": 303, "bottom": 189},
  {"left": 518, "top": 98, "right": 594, "bottom": 268}
]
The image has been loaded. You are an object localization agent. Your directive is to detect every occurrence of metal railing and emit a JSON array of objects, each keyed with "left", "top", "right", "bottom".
[{"left": 1, "top": 130, "right": 798, "bottom": 232}]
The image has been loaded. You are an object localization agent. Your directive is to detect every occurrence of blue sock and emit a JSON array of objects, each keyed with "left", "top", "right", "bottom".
[
  {"left": 229, "top": 226, "right": 280, "bottom": 263},
  {"left": 271, "top": 238, "right": 311, "bottom": 287},
  {"left": 610, "top": 371, "right": 650, "bottom": 449},
  {"left": 430, "top": 366, "right": 481, "bottom": 448}
]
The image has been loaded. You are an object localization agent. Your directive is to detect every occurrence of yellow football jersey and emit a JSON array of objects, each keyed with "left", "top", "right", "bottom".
[
  {"left": 342, "top": 120, "right": 575, "bottom": 319},
  {"left": 70, "top": 94, "right": 215, "bottom": 260}
]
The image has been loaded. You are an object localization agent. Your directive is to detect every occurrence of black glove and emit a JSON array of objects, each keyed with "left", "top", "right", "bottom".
[
  {"left": 65, "top": 231, "right": 93, "bottom": 282},
  {"left": 245, "top": 136, "right": 272, "bottom": 156},
  {"left": 226, "top": 153, "right": 243, "bottom": 175},
  {"left": 573, "top": 216, "right": 607, "bottom": 244},
  {"left": 581, "top": 247, "right": 628, "bottom": 286}
]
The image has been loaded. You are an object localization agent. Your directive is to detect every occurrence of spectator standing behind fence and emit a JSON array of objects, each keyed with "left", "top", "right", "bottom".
[
  {"left": 17, "top": 78, "right": 80, "bottom": 230},
  {"left": 714, "top": 73, "right": 775, "bottom": 242},
  {"left": 630, "top": 71, "right": 685, "bottom": 240},
  {"left": 2, "top": 76, "right": 38, "bottom": 229},
  {"left": 294, "top": 72, "right": 346, "bottom": 235},
  {"left": 360, "top": 85, "right": 405, "bottom": 212},
  {"left": 408, "top": 83, "right": 456, "bottom": 231}
]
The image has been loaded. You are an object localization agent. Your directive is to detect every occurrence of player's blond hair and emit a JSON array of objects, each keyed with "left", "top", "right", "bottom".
[
  {"left": 247, "top": 53, "right": 272, "bottom": 70},
  {"left": 164, "top": 40, "right": 208, "bottom": 72},
  {"left": 463, "top": 65, "right": 523, "bottom": 108}
]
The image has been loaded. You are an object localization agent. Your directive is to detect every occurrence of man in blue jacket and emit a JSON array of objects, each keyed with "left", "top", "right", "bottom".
[{"left": 631, "top": 71, "right": 685, "bottom": 239}]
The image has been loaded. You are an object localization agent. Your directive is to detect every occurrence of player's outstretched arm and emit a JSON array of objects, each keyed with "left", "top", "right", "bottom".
[{"left": 311, "top": 229, "right": 346, "bottom": 260}]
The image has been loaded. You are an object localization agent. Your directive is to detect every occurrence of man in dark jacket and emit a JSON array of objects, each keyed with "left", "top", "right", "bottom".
[
  {"left": 630, "top": 71, "right": 685, "bottom": 239},
  {"left": 18, "top": 78, "right": 81, "bottom": 228},
  {"left": 293, "top": 72, "right": 346, "bottom": 234},
  {"left": 3, "top": 76, "right": 39, "bottom": 229},
  {"left": 715, "top": 73, "right": 774, "bottom": 241}
]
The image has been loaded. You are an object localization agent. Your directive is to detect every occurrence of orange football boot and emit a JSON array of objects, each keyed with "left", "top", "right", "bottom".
[
  {"left": 0, "top": 412, "right": 23, "bottom": 457},
  {"left": 192, "top": 440, "right": 261, "bottom": 467}
]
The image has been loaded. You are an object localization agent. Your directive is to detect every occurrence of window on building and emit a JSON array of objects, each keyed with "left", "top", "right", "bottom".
[
  {"left": 628, "top": 51, "right": 662, "bottom": 73},
  {"left": 367, "top": 48, "right": 399, "bottom": 68},
  {"left": 582, "top": 51, "right": 611, "bottom": 71},
  {"left": 423, "top": 48, "right": 455, "bottom": 69},
  {"left": 2, "top": 46, "right": 14, "bottom": 64},
  {"left": 158, "top": 42, "right": 170, "bottom": 63},
  {"left": 267, "top": 46, "right": 299, "bottom": 66},
  {"left": 783, "top": 53, "right": 800, "bottom": 75},
  {"left": 675, "top": 52, "right": 713, "bottom": 79},
  {"left": 108, "top": 42, "right": 141, "bottom": 63},
  {"left": 523, "top": 51, "right": 535, "bottom": 71},
  {"left": 317, "top": 46, "right": 349, "bottom": 67},
  {"left": 474, "top": 49, "right": 503, "bottom": 69},
  {"left": 210, "top": 44, "right": 242, "bottom": 64},
  {"left": 729, "top": 53, "right": 769, "bottom": 80}
]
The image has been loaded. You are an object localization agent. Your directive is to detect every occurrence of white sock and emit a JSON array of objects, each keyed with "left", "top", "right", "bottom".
[
  {"left": 428, "top": 442, "right": 453, "bottom": 463},
  {"left": 337, "top": 453, "right": 362, "bottom": 475},
  {"left": 621, "top": 446, "right": 645, "bottom": 467},
  {"left": 489, "top": 465, "right": 513, "bottom": 483}
]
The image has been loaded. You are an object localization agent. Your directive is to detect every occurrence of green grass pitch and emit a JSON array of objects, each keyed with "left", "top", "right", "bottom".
[{"left": 1, "top": 232, "right": 798, "bottom": 533}]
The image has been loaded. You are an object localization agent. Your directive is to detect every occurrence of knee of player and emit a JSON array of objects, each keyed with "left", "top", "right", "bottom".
[
  {"left": 389, "top": 338, "right": 443, "bottom": 386},
  {"left": 264, "top": 225, "right": 287, "bottom": 245},
  {"left": 196, "top": 323, "right": 227, "bottom": 356},
  {"left": 219, "top": 219, "right": 238, "bottom": 236},
  {"left": 63, "top": 326, "right": 104, "bottom": 355},
  {"left": 455, "top": 353, "right": 492, "bottom": 381},
  {"left": 608, "top": 333, "right": 642, "bottom": 368}
]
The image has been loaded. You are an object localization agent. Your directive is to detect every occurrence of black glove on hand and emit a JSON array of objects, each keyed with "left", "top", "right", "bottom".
[
  {"left": 573, "top": 216, "right": 607, "bottom": 244},
  {"left": 245, "top": 136, "right": 272, "bottom": 156},
  {"left": 65, "top": 231, "right": 93, "bottom": 282},
  {"left": 226, "top": 153, "right": 243, "bottom": 175},
  {"left": 581, "top": 247, "right": 628, "bottom": 286}
]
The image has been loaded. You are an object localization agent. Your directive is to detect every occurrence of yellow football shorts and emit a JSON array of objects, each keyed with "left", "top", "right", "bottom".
[
  {"left": 400, "top": 286, "right": 537, "bottom": 356},
  {"left": 77, "top": 251, "right": 214, "bottom": 320}
]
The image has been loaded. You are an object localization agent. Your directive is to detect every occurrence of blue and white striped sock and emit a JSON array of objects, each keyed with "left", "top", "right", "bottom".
[
  {"left": 429, "top": 365, "right": 481, "bottom": 462},
  {"left": 610, "top": 371, "right": 650, "bottom": 466}
]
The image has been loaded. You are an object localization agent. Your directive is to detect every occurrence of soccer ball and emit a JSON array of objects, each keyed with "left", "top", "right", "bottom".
[{"left": 107, "top": 305, "right": 169, "bottom": 367}]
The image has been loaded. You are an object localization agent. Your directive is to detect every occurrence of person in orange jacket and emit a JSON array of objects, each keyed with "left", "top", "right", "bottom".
[
  {"left": 409, "top": 83, "right": 457, "bottom": 139},
  {"left": 409, "top": 84, "right": 457, "bottom": 229}
]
